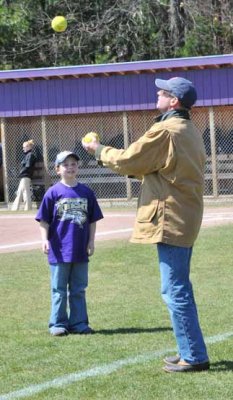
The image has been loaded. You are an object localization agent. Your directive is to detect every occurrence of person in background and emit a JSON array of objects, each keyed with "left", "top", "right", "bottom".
[
  {"left": 82, "top": 77, "right": 210, "bottom": 373},
  {"left": 12, "top": 139, "right": 37, "bottom": 211},
  {"left": 35, "top": 151, "right": 103, "bottom": 336}
]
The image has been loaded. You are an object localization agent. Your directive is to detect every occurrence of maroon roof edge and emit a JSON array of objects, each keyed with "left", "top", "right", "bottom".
[{"left": 0, "top": 54, "right": 232, "bottom": 82}]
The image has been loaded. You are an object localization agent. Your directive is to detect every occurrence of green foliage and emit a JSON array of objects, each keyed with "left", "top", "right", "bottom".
[
  {"left": 0, "top": 0, "right": 232, "bottom": 69},
  {"left": 177, "top": 16, "right": 216, "bottom": 57}
]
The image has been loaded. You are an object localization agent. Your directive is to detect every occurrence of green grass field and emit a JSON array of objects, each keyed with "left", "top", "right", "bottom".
[{"left": 0, "top": 225, "right": 233, "bottom": 400}]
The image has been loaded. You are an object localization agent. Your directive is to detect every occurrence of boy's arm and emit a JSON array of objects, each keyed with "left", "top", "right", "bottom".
[
  {"left": 39, "top": 220, "right": 50, "bottom": 254},
  {"left": 87, "top": 221, "right": 96, "bottom": 256}
]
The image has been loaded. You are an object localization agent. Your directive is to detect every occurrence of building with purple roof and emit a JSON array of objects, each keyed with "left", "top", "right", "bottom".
[{"left": 0, "top": 54, "right": 233, "bottom": 204}]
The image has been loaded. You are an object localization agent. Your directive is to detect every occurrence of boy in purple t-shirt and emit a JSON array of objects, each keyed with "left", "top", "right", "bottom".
[{"left": 36, "top": 151, "right": 103, "bottom": 336}]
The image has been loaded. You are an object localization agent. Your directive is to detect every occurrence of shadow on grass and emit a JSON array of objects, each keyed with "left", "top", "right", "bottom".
[
  {"left": 210, "top": 360, "right": 233, "bottom": 371},
  {"left": 95, "top": 326, "right": 172, "bottom": 335}
]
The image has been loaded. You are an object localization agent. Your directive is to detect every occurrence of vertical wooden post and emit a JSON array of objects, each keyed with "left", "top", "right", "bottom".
[
  {"left": 41, "top": 116, "right": 51, "bottom": 190},
  {"left": 209, "top": 107, "right": 218, "bottom": 197},
  {"left": 123, "top": 112, "right": 132, "bottom": 200},
  {"left": 0, "top": 118, "right": 9, "bottom": 206}
]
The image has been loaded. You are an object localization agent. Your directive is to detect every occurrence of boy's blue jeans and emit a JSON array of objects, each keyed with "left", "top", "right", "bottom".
[
  {"left": 157, "top": 243, "right": 209, "bottom": 364},
  {"left": 49, "top": 262, "right": 89, "bottom": 333}
]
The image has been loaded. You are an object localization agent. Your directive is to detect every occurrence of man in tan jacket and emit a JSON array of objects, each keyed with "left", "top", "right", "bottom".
[{"left": 82, "top": 77, "right": 209, "bottom": 373}]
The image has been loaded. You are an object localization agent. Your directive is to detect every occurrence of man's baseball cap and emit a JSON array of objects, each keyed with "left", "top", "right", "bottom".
[
  {"left": 155, "top": 77, "right": 197, "bottom": 109},
  {"left": 55, "top": 151, "right": 79, "bottom": 166}
]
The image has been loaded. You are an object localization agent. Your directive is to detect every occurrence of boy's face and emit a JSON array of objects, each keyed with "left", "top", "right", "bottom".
[{"left": 56, "top": 156, "right": 79, "bottom": 179}]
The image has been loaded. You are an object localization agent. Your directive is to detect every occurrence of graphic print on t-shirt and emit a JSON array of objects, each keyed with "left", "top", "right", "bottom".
[{"left": 55, "top": 197, "right": 88, "bottom": 227}]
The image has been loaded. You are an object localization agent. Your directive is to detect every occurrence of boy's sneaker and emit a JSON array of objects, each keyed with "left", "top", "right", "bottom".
[
  {"left": 69, "top": 326, "right": 95, "bottom": 334},
  {"left": 80, "top": 327, "right": 95, "bottom": 335},
  {"left": 50, "top": 327, "right": 68, "bottom": 336}
]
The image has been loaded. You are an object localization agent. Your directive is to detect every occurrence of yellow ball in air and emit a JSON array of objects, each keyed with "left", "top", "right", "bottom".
[{"left": 51, "top": 16, "right": 67, "bottom": 32}]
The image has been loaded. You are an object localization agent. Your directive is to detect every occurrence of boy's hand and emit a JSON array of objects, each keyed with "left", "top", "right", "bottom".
[
  {"left": 42, "top": 239, "right": 49, "bottom": 254},
  {"left": 87, "top": 241, "right": 95, "bottom": 256}
]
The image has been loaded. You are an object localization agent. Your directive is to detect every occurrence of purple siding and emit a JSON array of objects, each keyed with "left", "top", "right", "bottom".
[
  {"left": 0, "top": 66, "right": 232, "bottom": 117},
  {"left": 0, "top": 73, "right": 156, "bottom": 117}
]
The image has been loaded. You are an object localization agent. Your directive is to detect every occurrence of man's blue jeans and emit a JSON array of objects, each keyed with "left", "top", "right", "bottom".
[
  {"left": 157, "top": 243, "right": 209, "bottom": 364},
  {"left": 49, "top": 262, "right": 89, "bottom": 333}
]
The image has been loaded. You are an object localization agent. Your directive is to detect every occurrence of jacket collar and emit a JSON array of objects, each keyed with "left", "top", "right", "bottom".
[{"left": 155, "top": 109, "right": 190, "bottom": 122}]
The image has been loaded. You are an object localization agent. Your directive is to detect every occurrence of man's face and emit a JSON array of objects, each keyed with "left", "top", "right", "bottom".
[{"left": 156, "top": 90, "right": 176, "bottom": 113}]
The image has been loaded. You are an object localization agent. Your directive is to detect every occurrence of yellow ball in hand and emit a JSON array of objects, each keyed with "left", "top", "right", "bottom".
[
  {"left": 83, "top": 132, "right": 100, "bottom": 143},
  {"left": 51, "top": 16, "right": 67, "bottom": 32}
]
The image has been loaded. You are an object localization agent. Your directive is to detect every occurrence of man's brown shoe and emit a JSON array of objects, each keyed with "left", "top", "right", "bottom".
[
  {"left": 163, "top": 360, "right": 210, "bottom": 373},
  {"left": 163, "top": 355, "right": 180, "bottom": 365}
]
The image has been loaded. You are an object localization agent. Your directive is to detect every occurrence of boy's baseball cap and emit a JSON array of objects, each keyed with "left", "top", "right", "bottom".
[
  {"left": 55, "top": 151, "right": 79, "bottom": 166},
  {"left": 155, "top": 77, "right": 197, "bottom": 109}
]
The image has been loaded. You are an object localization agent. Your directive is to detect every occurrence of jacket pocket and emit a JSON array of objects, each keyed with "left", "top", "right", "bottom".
[{"left": 137, "top": 201, "right": 159, "bottom": 223}]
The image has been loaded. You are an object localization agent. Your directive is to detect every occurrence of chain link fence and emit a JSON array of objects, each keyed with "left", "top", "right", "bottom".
[
  {"left": 1, "top": 105, "right": 233, "bottom": 207},
  {"left": 192, "top": 106, "right": 233, "bottom": 197}
]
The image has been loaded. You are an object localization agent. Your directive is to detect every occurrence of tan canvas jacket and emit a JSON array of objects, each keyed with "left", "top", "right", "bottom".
[{"left": 96, "top": 113, "right": 206, "bottom": 247}]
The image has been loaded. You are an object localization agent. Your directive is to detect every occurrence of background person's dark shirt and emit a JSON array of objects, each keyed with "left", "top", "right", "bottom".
[{"left": 19, "top": 150, "right": 37, "bottom": 179}]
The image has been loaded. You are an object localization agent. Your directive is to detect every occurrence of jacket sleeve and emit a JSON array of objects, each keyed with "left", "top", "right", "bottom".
[{"left": 95, "top": 126, "right": 173, "bottom": 177}]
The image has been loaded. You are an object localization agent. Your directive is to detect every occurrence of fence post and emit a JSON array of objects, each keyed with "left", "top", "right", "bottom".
[
  {"left": 123, "top": 112, "right": 132, "bottom": 200},
  {"left": 209, "top": 107, "right": 218, "bottom": 197},
  {"left": 41, "top": 116, "right": 51, "bottom": 190},
  {"left": 0, "top": 118, "right": 9, "bottom": 205}
]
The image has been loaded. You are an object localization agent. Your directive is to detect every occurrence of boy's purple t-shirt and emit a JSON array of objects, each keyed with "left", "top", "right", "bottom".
[{"left": 35, "top": 182, "right": 103, "bottom": 264}]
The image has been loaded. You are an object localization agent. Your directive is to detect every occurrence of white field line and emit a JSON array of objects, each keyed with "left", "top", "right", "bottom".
[
  {"left": 0, "top": 331, "right": 232, "bottom": 400},
  {"left": 203, "top": 214, "right": 233, "bottom": 220},
  {"left": 0, "top": 241, "right": 42, "bottom": 250}
]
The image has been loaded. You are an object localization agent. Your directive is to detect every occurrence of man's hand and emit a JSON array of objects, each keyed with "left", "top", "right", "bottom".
[{"left": 82, "top": 132, "right": 100, "bottom": 155}]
